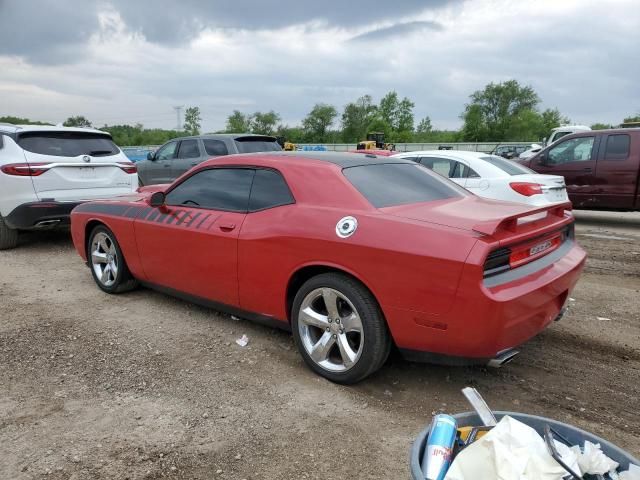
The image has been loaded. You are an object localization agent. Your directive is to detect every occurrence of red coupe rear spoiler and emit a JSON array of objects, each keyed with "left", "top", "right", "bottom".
[{"left": 472, "top": 202, "right": 572, "bottom": 236}]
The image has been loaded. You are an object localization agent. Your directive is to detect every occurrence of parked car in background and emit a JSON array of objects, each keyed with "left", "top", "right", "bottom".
[
  {"left": 393, "top": 150, "right": 568, "bottom": 207},
  {"left": 493, "top": 144, "right": 529, "bottom": 159},
  {"left": 518, "top": 143, "right": 543, "bottom": 159},
  {"left": 137, "top": 134, "right": 282, "bottom": 185},
  {"left": 71, "top": 151, "right": 585, "bottom": 383},
  {"left": 517, "top": 128, "right": 640, "bottom": 210},
  {"left": 0, "top": 124, "right": 137, "bottom": 249}
]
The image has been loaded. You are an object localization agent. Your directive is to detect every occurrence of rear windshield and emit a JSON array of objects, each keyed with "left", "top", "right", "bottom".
[
  {"left": 18, "top": 132, "right": 119, "bottom": 157},
  {"left": 234, "top": 136, "right": 282, "bottom": 154},
  {"left": 343, "top": 163, "right": 465, "bottom": 208},
  {"left": 481, "top": 155, "right": 535, "bottom": 175}
]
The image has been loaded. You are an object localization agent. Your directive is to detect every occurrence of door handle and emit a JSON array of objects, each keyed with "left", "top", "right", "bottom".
[
  {"left": 164, "top": 164, "right": 170, "bottom": 168},
  {"left": 219, "top": 223, "right": 236, "bottom": 232},
  {"left": 582, "top": 167, "right": 592, "bottom": 172},
  {"left": 191, "top": 162, "right": 198, "bottom": 166}
]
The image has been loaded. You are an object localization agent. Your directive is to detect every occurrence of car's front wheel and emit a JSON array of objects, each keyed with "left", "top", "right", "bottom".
[
  {"left": 0, "top": 215, "right": 18, "bottom": 250},
  {"left": 88, "top": 225, "right": 139, "bottom": 294},
  {"left": 291, "top": 273, "right": 391, "bottom": 384}
]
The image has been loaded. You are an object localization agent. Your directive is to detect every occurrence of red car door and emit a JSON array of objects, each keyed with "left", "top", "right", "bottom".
[
  {"left": 530, "top": 135, "right": 598, "bottom": 208},
  {"left": 592, "top": 132, "right": 639, "bottom": 209},
  {"left": 134, "top": 167, "right": 255, "bottom": 306}
]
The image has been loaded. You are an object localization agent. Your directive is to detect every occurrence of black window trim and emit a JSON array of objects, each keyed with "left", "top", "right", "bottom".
[{"left": 163, "top": 164, "right": 296, "bottom": 214}]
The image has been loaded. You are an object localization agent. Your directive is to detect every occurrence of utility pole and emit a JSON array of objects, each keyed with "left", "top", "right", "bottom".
[{"left": 173, "top": 106, "right": 183, "bottom": 131}]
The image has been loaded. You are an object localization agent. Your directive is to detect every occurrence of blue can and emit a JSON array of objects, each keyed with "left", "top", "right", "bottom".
[{"left": 421, "top": 414, "right": 458, "bottom": 480}]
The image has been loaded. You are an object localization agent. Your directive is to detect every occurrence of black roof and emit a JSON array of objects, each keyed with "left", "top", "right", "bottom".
[{"left": 261, "top": 151, "right": 415, "bottom": 168}]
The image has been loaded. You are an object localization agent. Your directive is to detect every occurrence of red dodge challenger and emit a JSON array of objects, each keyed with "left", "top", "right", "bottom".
[{"left": 71, "top": 152, "right": 586, "bottom": 383}]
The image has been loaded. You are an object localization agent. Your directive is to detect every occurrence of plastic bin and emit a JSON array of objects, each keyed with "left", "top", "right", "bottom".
[{"left": 410, "top": 411, "right": 640, "bottom": 479}]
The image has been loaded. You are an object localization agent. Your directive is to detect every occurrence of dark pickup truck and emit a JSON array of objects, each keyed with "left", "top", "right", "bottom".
[{"left": 516, "top": 128, "right": 640, "bottom": 211}]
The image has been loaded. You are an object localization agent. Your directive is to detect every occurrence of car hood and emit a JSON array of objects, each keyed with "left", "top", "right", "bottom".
[{"left": 380, "top": 196, "right": 563, "bottom": 235}]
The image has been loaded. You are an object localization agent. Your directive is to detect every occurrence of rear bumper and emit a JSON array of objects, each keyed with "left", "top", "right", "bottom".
[
  {"left": 4, "top": 201, "right": 82, "bottom": 230},
  {"left": 387, "top": 241, "right": 587, "bottom": 362}
]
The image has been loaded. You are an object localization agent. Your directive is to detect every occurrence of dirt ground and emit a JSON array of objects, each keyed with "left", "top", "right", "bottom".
[{"left": 1, "top": 210, "right": 638, "bottom": 479}]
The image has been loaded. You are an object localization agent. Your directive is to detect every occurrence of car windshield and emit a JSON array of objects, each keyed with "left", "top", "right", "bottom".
[
  {"left": 480, "top": 155, "right": 535, "bottom": 175},
  {"left": 343, "top": 163, "right": 465, "bottom": 208},
  {"left": 234, "top": 137, "right": 282, "bottom": 154},
  {"left": 18, "top": 131, "right": 119, "bottom": 157}
]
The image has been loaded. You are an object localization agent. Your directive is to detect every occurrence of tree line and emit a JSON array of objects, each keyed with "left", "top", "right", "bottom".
[{"left": 3, "top": 80, "right": 638, "bottom": 146}]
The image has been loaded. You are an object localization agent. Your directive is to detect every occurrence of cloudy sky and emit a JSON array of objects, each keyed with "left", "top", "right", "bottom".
[{"left": 1, "top": 0, "right": 638, "bottom": 132}]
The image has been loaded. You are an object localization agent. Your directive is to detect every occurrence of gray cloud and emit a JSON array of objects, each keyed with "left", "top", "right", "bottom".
[
  {"left": 0, "top": 0, "right": 454, "bottom": 63},
  {"left": 348, "top": 21, "right": 443, "bottom": 43}
]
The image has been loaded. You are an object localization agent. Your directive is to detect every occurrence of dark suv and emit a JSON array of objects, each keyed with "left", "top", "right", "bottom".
[
  {"left": 137, "top": 134, "right": 281, "bottom": 185},
  {"left": 517, "top": 128, "right": 640, "bottom": 210}
]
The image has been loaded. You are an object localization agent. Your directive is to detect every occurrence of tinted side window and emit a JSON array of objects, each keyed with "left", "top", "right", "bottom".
[
  {"left": 343, "top": 163, "right": 464, "bottom": 208},
  {"left": 203, "top": 139, "right": 229, "bottom": 156},
  {"left": 604, "top": 134, "right": 630, "bottom": 160},
  {"left": 548, "top": 137, "right": 595, "bottom": 165},
  {"left": 166, "top": 168, "right": 255, "bottom": 212},
  {"left": 17, "top": 132, "right": 119, "bottom": 157},
  {"left": 177, "top": 140, "right": 200, "bottom": 159},
  {"left": 248, "top": 169, "right": 294, "bottom": 211}
]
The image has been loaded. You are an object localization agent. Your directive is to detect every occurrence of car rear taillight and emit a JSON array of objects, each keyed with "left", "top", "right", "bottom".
[
  {"left": 483, "top": 247, "right": 511, "bottom": 277},
  {"left": 510, "top": 182, "right": 543, "bottom": 196},
  {"left": 509, "top": 235, "right": 562, "bottom": 268},
  {"left": 117, "top": 162, "right": 137, "bottom": 174},
  {"left": 0, "top": 163, "right": 50, "bottom": 176}
]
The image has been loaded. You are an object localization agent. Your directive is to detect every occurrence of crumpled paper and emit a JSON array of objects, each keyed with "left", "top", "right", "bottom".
[
  {"left": 444, "top": 416, "right": 580, "bottom": 480},
  {"left": 570, "top": 440, "right": 619, "bottom": 475}
]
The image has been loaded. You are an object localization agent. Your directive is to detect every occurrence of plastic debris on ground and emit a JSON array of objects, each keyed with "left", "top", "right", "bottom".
[
  {"left": 597, "top": 316, "right": 613, "bottom": 321},
  {"left": 235, "top": 334, "right": 249, "bottom": 347},
  {"left": 571, "top": 440, "right": 619, "bottom": 475},
  {"left": 616, "top": 464, "right": 640, "bottom": 480},
  {"left": 444, "top": 416, "right": 580, "bottom": 480}
]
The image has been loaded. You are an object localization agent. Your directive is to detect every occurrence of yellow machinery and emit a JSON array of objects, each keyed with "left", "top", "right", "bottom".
[
  {"left": 357, "top": 132, "right": 395, "bottom": 151},
  {"left": 283, "top": 142, "right": 297, "bottom": 151}
]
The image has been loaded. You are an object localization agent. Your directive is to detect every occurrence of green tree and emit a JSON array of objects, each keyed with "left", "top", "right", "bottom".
[
  {"left": 0, "top": 115, "right": 51, "bottom": 125},
  {"left": 460, "top": 104, "right": 487, "bottom": 142},
  {"left": 505, "top": 109, "right": 544, "bottom": 141},
  {"left": 591, "top": 122, "right": 614, "bottom": 130},
  {"left": 63, "top": 115, "right": 92, "bottom": 128},
  {"left": 540, "top": 108, "right": 570, "bottom": 135},
  {"left": 183, "top": 106, "right": 201, "bottom": 136},
  {"left": 341, "top": 95, "right": 377, "bottom": 142},
  {"left": 225, "top": 110, "right": 252, "bottom": 133},
  {"left": 366, "top": 116, "right": 392, "bottom": 139},
  {"left": 302, "top": 103, "right": 338, "bottom": 142},
  {"left": 396, "top": 97, "right": 415, "bottom": 136},
  {"left": 623, "top": 114, "right": 640, "bottom": 123},
  {"left": 463, "top": 80, "right": 539, "bottom": 141},
  {"left": 251, "top": 111, "right": 281, "bottom": 135}
]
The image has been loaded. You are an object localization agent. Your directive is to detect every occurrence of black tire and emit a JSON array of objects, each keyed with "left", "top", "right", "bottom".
[
  {"left": 87, "top": 225, "right": 139, "bottom": 294},
  {"left": 291, "top": 273, "right": 391, "bottom": 384},
  {"left": 0, "top": 215, "right": 18, "bottom": 250}
]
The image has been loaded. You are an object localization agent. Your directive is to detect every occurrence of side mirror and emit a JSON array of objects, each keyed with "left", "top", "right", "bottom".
[
  {"left": 149, "top": 191, "right": 165, "bottom": 208},
  {"left": 147, "top": 151, "right": 156, "bottom": 161},
  {"left": 537, "top": 152, "right": 548, "bottom": 166}
]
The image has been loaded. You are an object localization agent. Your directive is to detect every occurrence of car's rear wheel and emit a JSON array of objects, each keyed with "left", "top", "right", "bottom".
[
  {"left": 291, "top": 273, "right": 391, "bottom": 384},
  {"left": 88, "top": 225, "right": 139, "bottom": 294},
  {"left": 0, "top": 215, "right": 18, "bottom": 250}
]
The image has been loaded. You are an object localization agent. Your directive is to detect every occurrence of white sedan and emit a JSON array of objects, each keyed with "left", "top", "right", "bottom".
[{"left": 392, "top": 150, "right": 568, "bottom": 207}]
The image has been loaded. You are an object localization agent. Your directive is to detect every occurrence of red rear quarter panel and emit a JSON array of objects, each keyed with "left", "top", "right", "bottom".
[{"left": 71, "top": 199, "right": 147, "bottom": 280}]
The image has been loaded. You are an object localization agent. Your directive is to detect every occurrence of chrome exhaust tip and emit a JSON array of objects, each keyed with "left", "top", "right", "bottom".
[
  {"left": 487, "top": 349, "right": 519, "bottom": 368},
  {"left": 34, "top": 219, "right": 61, "bottom": 229}
]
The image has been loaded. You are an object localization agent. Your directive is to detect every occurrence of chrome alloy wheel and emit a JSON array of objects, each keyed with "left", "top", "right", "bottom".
[
  {"left": 91, "top": 232, "right": 119, "bottom": 287},
  {"left": 298, "top": 287, "right": 364, "bottom": 372}
]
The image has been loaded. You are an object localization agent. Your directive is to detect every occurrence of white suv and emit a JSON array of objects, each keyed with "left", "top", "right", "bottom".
[{"left": 0, "top": 124, "right": 137, "bottom": 249}]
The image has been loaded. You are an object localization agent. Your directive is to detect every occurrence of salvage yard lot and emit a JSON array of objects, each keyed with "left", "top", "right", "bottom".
[{"left": 1, "top": 210, "right": 638, "bottom": 479}]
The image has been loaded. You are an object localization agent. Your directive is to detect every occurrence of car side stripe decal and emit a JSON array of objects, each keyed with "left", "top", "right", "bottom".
[
  {"left": 185, "top": 212, "right": 201, "bottom": 227},
  {"left": 175, "top": 210, "right": 189, "bottom": 225},
  {"left": 165, "top": 210, "right": 183, "bottom": 225},
  {"left": 146, "top": 208, "right": 160, "bottom": 222},
  {"left": 196, "top": 213, "right": 211, "bottom": 230},
  {"left": 74, "top": 203, "right": 129, "bottom": 216}
]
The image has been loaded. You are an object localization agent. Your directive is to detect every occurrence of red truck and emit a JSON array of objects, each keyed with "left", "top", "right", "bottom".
[{"left": 517, "top": 128, "right": 640, "bottom": 210}]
